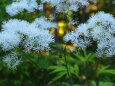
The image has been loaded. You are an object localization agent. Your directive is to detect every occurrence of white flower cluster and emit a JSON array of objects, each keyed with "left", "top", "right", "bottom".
[
  {"left": 0, "top": 19, "right": 54, "bottom": 51},
  {"left": 24, "top": 29, "right": 54, "bottom": 51},
  {"left": 6, "top": 0, "right": 38, "bottom": 16},
  {"left": 2, "top": 52, "right": 22, "bottom": 69},
  {"left": 1, "top": 0, "right": 59, "bottom": 69},
  {"left": 64, "top": 12, "right": 115, "bottom": 57},
  {"left": 40, "top": 0, "right": 89, "bottom": 12},
  {"left": 64, "top": 24, "right": 91, "bottom": 48},
  {"left": 6, "top": 0, "right": 94, "bottom": 16},
  {"left": 32, "top": 17, "right": 57, "bottom": 29},
  {"left": 0, "top": 18, "right": 54, "bottom": 69},
  {"left": 0, "top": 31, "right": 22, "bottom": 50}
]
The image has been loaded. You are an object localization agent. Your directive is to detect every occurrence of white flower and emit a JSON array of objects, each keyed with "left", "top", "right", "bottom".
[
  {"left": 0, "top": 31, "right": 21, "bottom": 51},
  {"left": 89, "top": 12, "right": 115, "bottom": 57},
  {"left": 57, "top": 0, "right": 89, "bottom": 12},
  {"left": 2, "top": 52, "right": 22, "bottom": 69},
  {"left": 6, "top": 0, "right": 38, "bottom": 16},
  {"left": 40, "top": 0, "right": 89, "bottom": 12},
  {"left": 32, "top": 17, "right": 57, "bottom": 29},
  {"left": 64, "top": 31, "right": 76, "bottom": 43},
  {"left": 64, "top": 11, "right": 115, "bottom": 57},
  {"left": 96, "top": 37, "right": 115, "bottom": 57},
  {"left": 2, "top": 19, "right": 30, "bottom": 33},
  {"left": 64, "top": 23, "right": 91, "bottom": 48},
  {"left": 64, "top": 32, "right": 91, "bottom": 49},
  {"left": 88, "top": 12, "right": 115, "bottom": 33},
  {"left": 91, "top": 26, "right": 104, "bottom": 41},
  {"left": 24, "top": 29, "right": 54, "bottom": 51},
  {"left": 69, "top": 4, "right": 79, "bottom": 11},
  {"left": 69, "top": 0, "right": 89, "bottom": 6},
  {"left": 1, "top": 18, "right": 55, "bottom": 52},
  {"left": 77, "top": 24, "right": 91, "bottom": 36},
  {"left": 38, "top": 4, "right": 43, "bottom": 10}
]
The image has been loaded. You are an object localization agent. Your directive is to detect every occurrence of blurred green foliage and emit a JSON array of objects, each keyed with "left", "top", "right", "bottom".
[{"left": 98, "top": 0, "right": 115, "bottom": 15}]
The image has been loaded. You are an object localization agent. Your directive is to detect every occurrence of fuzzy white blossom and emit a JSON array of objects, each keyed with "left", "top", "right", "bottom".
[
  {"left": 40, "top": 0, "right": 89, "bottom": 12},
  {"left": 24, "top": 29, "right": 54, "bottom": 51},
  {"left": 88, "top": 12, "right": 115, "bottom": 34},
  {"left": 0, "top": 31, "right": 22, "bottom": 50},
  {"left": 6, "top": 0, "right": 38, "bottom": 16},
  {"left": 89, "top": 12, "right": 115, "bottom": 57},
  {"left": 2, "top": 52, "right": 22, "bottom": 69},
  {"left": 96, "top": 37, "right": 115, "bottom": 57},
  {"left": 2, "top": 19, "right": 30, "bottom": 33},
  {"left": 64, "top": 12, "right": 115, "bottom": 57},
  {"left": 0, "top": 17, "right": 55, "bottom": 70},
  {"left": 0, "top": 18, "right": 54, "bottom": 52},
  {"left": 64, "top": 24, "right": 91, "bottom": 48},
  {"left": 32, "top": 17, "right": 57, "bottom": 29}
]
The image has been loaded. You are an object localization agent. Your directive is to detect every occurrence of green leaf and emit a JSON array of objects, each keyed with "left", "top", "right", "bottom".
[
  {"left": 99, "top": 82, "right": 114, "bottom": 86},
  {"left": 48, "top": 66, "right": 67, "bottom": 74},
  {"left": 98, "top": 66, "right": 115, "bottom": 75},
  {"left": 91, "top": 81, "right": 114, "bottom": 86},
  {"left": 48, "top": 72, "right": 66, "bottom": 84},
  {"left": 86, "top": 53, "right": 96, "bottom": 62},
  {"left": 75, "top": 52, "right": 85, "bottom": 62},
  {"left": 74, "top": 64, "right": 79, "bottom": 75},
  {"left": 100, "top": 69, "right": 115, "bottom": 75}
]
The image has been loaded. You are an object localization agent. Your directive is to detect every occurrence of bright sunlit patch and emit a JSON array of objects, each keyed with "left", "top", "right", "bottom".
[
  {"left": 58, "top": 21, "right": 66, "bottom": 27},
  {"left": 58, "top": 27, "right": 65, "bottom": 36}
]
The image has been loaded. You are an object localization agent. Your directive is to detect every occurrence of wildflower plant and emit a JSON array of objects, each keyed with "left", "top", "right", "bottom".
[
  {"left": 0, "top": 0, "right": 56, "bottom": 69},
  {"left": 64, "top": 12, "right": 115, "bottom": 57},
  {"left": 0, "top": 0, "right": 115, "bottom": 86}
]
